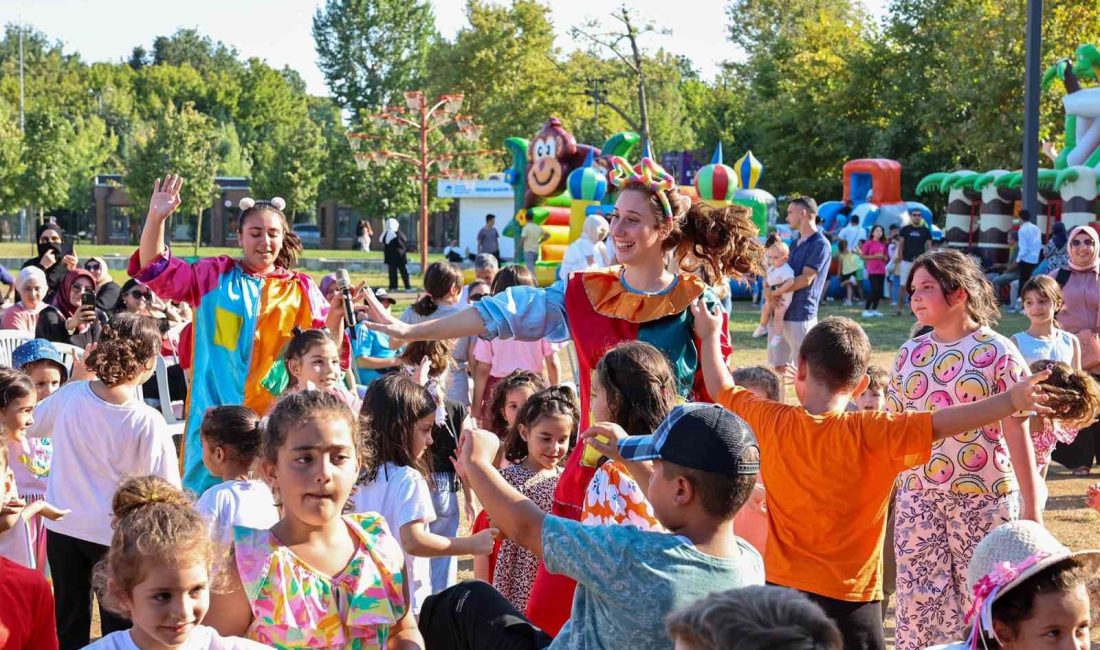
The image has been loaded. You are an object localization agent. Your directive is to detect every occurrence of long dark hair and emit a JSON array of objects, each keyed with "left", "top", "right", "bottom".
[
  {"left": 411, "top": 262, "right": 463, "bottom": 316},
  {"left": 359, "top": 374, "right": 437, "bottom": 481},
  {"left": 503, "top": 385, "right": 580, "bottom": 463},
  {"left": 594, "top": 342, "right": 676, "bottom": 437}
]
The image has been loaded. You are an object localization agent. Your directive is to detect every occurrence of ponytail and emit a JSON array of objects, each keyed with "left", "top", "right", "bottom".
[
  {"left": 85, "top": 313, "right": 161, "bottom": 386},
  {"left": 412, "top": 262, "right": 463, "bottom": 316}
]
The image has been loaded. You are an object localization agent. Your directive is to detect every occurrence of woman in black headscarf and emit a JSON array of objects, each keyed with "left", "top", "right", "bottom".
[{"left": 22, "top": 223, "right": 76, "bottom": 302}]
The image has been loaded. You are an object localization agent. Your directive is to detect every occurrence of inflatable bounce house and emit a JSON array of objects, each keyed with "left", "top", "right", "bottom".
[
  {"left": 916, "top": 43, "right": 1100, "bottom": 268},
  {"left": 497, "top": 118, "right": 640, "bottom": 285},
  {"left": 693, "top": 143, "right": 777, "bottom": 236},
  {"left": 493, "top": 117, "right": 777, "bottom": 286},
  {"left": 818, "top": 159, "right": 935, "bottom": 235}
]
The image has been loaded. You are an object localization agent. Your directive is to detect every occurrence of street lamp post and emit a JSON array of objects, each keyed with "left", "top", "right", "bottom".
[{"left": 346, "top": 91, "right": 492, "bottom": 274}]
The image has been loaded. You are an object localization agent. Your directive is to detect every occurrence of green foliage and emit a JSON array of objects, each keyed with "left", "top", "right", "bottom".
[
  {"left": 19, "top": 110, "right": 72, "bottom": 215},
  {"left": 0, "top": 100, "right": 24, "bottom": 214},
  {"left": 313, "top": 0, "right": 437, "bottom": 116},
  {"left": 124, "top": 102, "right": 219, "bottom": 220}
]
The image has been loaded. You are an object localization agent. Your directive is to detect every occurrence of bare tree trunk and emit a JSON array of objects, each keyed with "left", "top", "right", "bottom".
[{"left": 619, "top": 8, "right": 652, "bottom": 152}]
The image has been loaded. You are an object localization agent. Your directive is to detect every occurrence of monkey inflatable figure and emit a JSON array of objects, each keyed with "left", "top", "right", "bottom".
[{"left": 525, "top": 117, "right": 599, "bottom": 208}]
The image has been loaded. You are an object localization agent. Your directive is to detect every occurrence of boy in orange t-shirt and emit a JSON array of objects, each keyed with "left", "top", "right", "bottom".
[{"left": 691, "top": 304, "right": 1051, "bottom": 650}]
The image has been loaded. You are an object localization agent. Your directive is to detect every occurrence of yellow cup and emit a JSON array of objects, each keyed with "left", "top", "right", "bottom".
[{"left": 581, "top": 434, "right": 610, "bottom": 467}]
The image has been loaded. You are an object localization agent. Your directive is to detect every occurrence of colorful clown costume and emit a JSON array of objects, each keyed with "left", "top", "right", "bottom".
[
  {"left": 472, "top": 266, "right": 731, "bottom": 635},
  {"left": 129, "top": 250, "right": 328, "bottom": 494}
]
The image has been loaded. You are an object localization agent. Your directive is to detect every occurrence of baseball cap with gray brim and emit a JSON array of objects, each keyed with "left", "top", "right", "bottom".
[{"left": 618, "top": 403, "right": 760, "bottom": 476}]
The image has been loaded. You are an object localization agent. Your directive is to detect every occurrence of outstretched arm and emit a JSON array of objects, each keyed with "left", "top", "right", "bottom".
[
  {"left": 691, "top": 299, "right": 736, "bottom": 397},
  {"left": 929, "top": 370, "right": 1052, "bottom": 441},
  {"left": 457, "top": 428, "right": 546, "bottom": 556},
  {"left": 139, "top": 175, "right": 183, "bottom": 268}
]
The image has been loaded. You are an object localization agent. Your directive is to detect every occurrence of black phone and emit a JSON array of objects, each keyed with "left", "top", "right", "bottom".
[
  {"left": 60, "top": 235, "right": 75, "bottom": 258},
  {"left": 81, "top": 290, "right": 96, "bottom": 308}
]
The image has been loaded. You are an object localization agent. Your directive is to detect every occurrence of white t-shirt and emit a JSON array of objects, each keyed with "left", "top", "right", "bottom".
[
  {"left": 350, "top": 462, "right": 436, "bottom": 613},
  {"left": 838, "top": 224, "right": 864, "bottom": 252},
  {"left": 560, "top": 238, "right": 597, "bottom": 279},
  {"left": 195, "top": 479, "right": 279, "bottom": 546},
  {"left": 766, "top": 263, "right": 796, "bottom": 308},
  {"left": 87, "top": 626, "right": 269, "bottom": 649},
  {"left": 29, "top": 381, "right": 180, "bottom": 546}
]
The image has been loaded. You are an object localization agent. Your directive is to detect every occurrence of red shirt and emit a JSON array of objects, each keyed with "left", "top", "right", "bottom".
[{"left": 0, "top": 557, "right": 58, "bottom": 649}]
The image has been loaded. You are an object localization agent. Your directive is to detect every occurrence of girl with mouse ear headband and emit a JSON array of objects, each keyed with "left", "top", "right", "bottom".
[
  {"left": 130, "top": 174, "right": 368, "bottom": 494},
  {"left": 360, "top": 151, "right": 764, "bottom": 636}
]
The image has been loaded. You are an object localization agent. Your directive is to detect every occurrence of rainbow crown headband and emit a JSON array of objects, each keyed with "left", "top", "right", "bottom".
[{"left": 608, "top": 156, "right": 677, "bottom": 220}]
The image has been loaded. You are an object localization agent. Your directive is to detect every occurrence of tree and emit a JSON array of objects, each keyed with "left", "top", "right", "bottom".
[
  {"left": 18, "top": 110, "right": 72, "bottom": 223},
  {"left": 313, "top": 0, "right": 437, "bottom": 116},
  {"left": 0, "top": 100, "right": 24, "bottom": 214},
  {"left": 570, "top": 7, "right": 660, "bottom": 149},
  {"left": 125, "top": 102, "right": 219, "bottom": 251},
  {"left": 425, "top": 0, "right": 582, "bottom": 148},
  {"left": 251, "top": 120, "right": 325, "bottom": 218}
]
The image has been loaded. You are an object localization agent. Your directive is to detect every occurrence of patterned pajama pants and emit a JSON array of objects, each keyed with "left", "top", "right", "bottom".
[{"left": 892, "top": 489, "right": 1017, "bottom": 650}]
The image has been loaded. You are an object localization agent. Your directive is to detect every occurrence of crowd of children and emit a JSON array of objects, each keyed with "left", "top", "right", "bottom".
[{"left": 1, "top": 166, "right": 1099, "bottom": 650}]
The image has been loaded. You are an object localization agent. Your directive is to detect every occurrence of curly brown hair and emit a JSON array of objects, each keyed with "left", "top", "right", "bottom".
[
  {"left": 239, "top": 202, "right": 302, "bottom": 270},
  {"left": 906, "top": 249, "right": 1000, "bottom": 327},
  {"left": 618, "top": 182, "right": 764, "bottom": 281},
  {"left": 503, "top": 385, "right": 580, "bottom": 464},
  {"left": 85, "top": 313, "right": 162, "bottom": 386},
  {"left": 93, "top": 476, "right": 214, "bottom": 617},
  {"left": 1029, "top": 359, "right": 1100, "bottom": 429}
]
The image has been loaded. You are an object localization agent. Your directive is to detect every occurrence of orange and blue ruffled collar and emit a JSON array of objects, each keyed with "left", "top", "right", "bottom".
[{"left": 580, "top": 266, "right": 706, "bottom": 323}]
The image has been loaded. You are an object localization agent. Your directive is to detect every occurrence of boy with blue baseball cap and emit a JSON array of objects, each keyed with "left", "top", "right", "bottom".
[{"left": 419, "top": 402, "right": 764, "bottom": 649}]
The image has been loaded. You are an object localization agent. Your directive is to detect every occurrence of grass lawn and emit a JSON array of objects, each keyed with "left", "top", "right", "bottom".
[{"left": 0, "top": 241, "right": 449, "bottom": 263}]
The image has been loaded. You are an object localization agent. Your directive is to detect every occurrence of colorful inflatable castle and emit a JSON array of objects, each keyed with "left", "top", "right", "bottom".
[
  {"left": 693, "top": 143, "right": 778, "bottom": 236},
  {"left": 916, "top": 43, "right": 1100, "bottom": 268},
  {"left": 819, "top": 159, "right": 934, "bottom": 236},
  {"left": 499, "top": 118, "right": 640, "bottom": 285}
]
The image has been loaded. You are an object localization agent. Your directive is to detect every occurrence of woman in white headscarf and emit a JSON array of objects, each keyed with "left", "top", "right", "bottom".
[
  {"left": 381, "top": 217, "right": 411, "bottom": 291},
  {"left": 559, "top": 214, "right": 610, "bottom": 279},
  {"left": 1, "top": 266, "right": 49, "bottom": 332}
]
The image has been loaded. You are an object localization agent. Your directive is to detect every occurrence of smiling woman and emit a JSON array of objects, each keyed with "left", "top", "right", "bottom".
[
  {"left": 362, "top": 155, "right": 764, "bottom": 635},
  {"left": 129, "top": 175, "right": 359, "bottom": 494}
]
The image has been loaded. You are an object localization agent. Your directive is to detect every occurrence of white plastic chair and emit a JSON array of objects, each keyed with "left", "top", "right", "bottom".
[
  {"left": 149, "top": 355, "right": 187, "bottom": 438},
  {"left": 0, "top": 330, "right": 33, "bottom": 367}
]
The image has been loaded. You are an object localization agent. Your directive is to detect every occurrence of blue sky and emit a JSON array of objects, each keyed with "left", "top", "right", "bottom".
[{"left": 2, "top": 0, "right": 888, "bottom": 96}]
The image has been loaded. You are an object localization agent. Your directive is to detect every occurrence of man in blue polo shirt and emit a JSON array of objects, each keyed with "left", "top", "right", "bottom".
[{"left": 767, "top": 197, "right": 831, "bottom": 393}]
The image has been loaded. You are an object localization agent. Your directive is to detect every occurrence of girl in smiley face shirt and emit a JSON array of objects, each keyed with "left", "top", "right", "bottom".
[{"left": 887, "top": 250, "right": 1042, "bottom": 650}]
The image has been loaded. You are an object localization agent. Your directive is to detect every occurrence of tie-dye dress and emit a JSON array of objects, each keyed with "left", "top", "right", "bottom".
[{"left": 233, "top": 513, "right": 407, "bottom": 648}]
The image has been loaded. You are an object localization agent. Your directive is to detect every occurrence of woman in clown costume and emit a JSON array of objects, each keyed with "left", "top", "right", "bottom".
[
  {"left": 130, "top": 175, "right": 359, "bottom": 494},
  {"left": 363, "top": 156, "right": 762, "bottom": 635}
]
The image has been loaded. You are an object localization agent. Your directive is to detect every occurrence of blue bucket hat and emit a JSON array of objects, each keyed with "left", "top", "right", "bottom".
[{"left": 12, "top": 339, "right": 69, "bottom": 382}]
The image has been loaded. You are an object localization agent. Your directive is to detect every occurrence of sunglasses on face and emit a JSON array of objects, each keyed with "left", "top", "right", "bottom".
[
  {"left": 85, "top": 263, "right": 100, "bottom": 271},
  {"left": 129, "top": 290, "right": 151, "bottom": 300},
  {"left": 469, "top": 293, "right": 488, "bottom": 302},
  {"left": 1071, "top": 239, "right": 1096, "bottom": 248}
]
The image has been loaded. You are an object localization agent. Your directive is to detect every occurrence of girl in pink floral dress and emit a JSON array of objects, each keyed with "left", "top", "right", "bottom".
[{"left": 205, "top": 390, "right": 423, "bottom": 649}]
